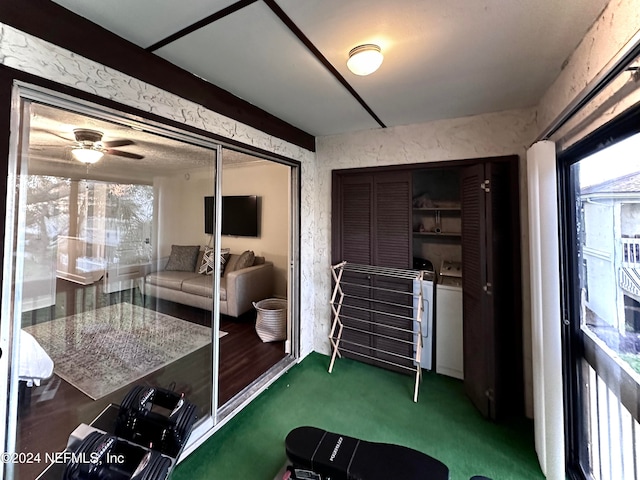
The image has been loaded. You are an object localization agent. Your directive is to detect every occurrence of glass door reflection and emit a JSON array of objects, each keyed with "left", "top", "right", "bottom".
[{"left": 12, "top": 100, "right": 218, "bottom": 479}]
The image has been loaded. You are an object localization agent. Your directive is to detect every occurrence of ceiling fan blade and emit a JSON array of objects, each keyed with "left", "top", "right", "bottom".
[
  {"left": 106, "top": 149, "right": 144, "bottom": 160},
  {"left": 103, "top": 139, "right": 134, "bottom": 148}
]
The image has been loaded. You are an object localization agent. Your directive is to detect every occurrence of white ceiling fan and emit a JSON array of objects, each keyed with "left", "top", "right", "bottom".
[{"left": 70, "top": 128, "right": 144, "bottom": 164}]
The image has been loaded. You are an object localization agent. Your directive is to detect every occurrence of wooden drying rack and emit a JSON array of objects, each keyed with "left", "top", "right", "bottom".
[{"left": 328, "top": 261, "right": 429, "bottom": 402}]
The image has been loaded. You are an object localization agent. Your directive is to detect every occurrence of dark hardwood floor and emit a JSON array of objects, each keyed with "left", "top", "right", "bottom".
[{"left": 17, "top": 278, "right": 286, "bottom": 479}]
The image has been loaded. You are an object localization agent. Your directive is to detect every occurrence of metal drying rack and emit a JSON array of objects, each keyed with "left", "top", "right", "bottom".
[{"left": 328, "top": 261, "right": 429, "bottom": 402}]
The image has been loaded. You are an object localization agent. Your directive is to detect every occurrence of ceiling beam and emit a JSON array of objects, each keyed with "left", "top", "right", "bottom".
[
  {"left": 146, "top": 0, "right": 258, "bottom": 52},
  {"left": 0, "top": 0, "right": 316, "bottom": 152},
  {"left": 262, "top": 0, "right": 386, "bottom": 129}
]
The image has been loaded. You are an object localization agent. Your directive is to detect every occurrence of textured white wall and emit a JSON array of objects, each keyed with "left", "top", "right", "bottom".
[{"left": 537, "top": 0, "right": 640, "bottom": 135}]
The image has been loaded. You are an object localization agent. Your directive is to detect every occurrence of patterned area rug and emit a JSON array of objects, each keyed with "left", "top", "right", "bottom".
[{"left": 23, "top": 303, "right": 225, "bottom": 400}]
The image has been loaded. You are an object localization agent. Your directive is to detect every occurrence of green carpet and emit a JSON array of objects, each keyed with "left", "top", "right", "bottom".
[{"left": 172, "top": 353, "right": 544, "bottom": 480}]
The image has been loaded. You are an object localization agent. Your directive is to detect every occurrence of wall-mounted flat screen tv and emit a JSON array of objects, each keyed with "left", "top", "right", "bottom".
[{"left": 205, "top": 195, "right": 259, "bottom": 237}]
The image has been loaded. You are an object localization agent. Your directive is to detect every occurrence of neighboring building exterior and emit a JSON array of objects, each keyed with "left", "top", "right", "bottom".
[{"left": 581, "top": 171, "right": 640, "bottom": 336}]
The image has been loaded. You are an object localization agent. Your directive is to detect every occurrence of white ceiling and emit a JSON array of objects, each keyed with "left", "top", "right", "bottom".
[{"left": 50, "top": 0, "right": 609, "bottom": 137}]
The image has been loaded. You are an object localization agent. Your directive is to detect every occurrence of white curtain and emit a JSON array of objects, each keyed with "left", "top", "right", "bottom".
[{"left": 526, "top": 140, "right": 565, "bottom": 480}]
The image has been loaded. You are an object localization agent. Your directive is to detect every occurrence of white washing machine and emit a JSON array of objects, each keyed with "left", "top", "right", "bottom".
[
  {"left": 435, "top": 260, "right": 464, "bottom": 379},
  {"left": 435, "top": 282, "right": 464, "bottom": 379},
  {"left": 413, "top": 273, "right": 434, "bottom": 370}
]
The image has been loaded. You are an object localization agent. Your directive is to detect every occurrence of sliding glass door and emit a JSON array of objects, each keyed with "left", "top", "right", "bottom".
[
  {"left": 560, "top": 107, "right": 640, "bottom": 480},
  {"left": 214, "top": 147, "right": 298, "bottom": 412},
  {"left": 2, "top": 87, "right": 221, "bottom": 479},
  {"left": 0, "top": 81, "right": 301, "bottom": 480}
]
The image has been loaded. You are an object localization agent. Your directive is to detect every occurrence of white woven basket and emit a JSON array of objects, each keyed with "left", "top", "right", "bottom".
[{"left": 253, "top": 298, "right": 287, "bottom": 342}]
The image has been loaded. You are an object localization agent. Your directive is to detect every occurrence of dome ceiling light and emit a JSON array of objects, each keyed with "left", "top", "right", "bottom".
[
  {"left": 347, "top": 44, "right": 383, "bottom": 76},
  {"left": 71, "top": 129, "right": 106, "bottom": 164},
  {"left": 71, "top": 146, "right": 105, "bottom": 164}
]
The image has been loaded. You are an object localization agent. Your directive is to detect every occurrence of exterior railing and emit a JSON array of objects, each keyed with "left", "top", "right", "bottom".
[
  {"left": 622, "top": 237, "right": 640, "bottom": 266},
  {"left": 584, "top": 360, "right": 640, "bottom": 479},
  {"left": 582, "top": 330, "right": 640, "bottom": 479}
]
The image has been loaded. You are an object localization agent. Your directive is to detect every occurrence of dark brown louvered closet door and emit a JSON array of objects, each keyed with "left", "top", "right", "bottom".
[
  {"left": 332, "top": 170, "right": 412, "bottom": 373},
  {"left": 460, "top": 163, "right": 492, "bottom": 418},
  {"left": 337, "top": 175, "right": 374, "bottom": 361},
  {"left": 373, "top": 172, "right": 411, "bottom": 267},
  {"left": 340, "top": 175, "right": 374, "bottom": 265},
  {"left": 372, "top": 173, "right": 413, "bottom": 371},
  {"left": 461, "top": 160, "right": 522, "bottom": 420},
  {"left": 485, "top": 161, "right": 523, "bottom": 419}
]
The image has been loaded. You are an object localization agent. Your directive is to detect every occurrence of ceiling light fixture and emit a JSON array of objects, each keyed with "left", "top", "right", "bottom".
[
  {"left": 72, "top": 146, "right": 104, "bottom": 164},
  {"left": 347, "top": 44, "right": 383, "bottom": 76}
]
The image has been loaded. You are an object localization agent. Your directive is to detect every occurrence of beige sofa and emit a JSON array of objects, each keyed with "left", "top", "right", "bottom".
[{"left": 145, "top": 251, "right": 273, "bottom": 317}]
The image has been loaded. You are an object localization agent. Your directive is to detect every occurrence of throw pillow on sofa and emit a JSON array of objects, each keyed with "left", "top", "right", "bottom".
[
  {"left": 234, "top": 250, "right": 255, "bottom": 271},
  {"left": 220, "top": 248, "right": 231, "bottom": 274},
  {"left": 165, "top": 245, "right": 201, "bottom": 271},
  {"left": 198, "top": 247, "right": 230, "bottom": 275}
]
